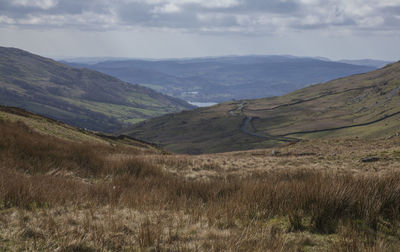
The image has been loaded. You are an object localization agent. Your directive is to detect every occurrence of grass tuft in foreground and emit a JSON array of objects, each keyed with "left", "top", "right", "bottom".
[{"left": 1, "top": 119, "right": 400, "bottom": 250}]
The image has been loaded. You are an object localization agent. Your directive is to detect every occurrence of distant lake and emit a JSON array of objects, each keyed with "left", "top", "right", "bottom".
[{"left": 188, "top": 102, "right": 218, "bottom": 107}]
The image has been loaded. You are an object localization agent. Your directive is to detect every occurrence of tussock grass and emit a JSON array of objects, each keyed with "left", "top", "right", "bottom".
[{"left": 2, "top": 119, "right": 400, "bottom": 250}]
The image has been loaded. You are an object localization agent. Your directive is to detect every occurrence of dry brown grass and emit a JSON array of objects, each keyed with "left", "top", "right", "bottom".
[
  {"left": 156, "top": 136, "right": 400, "bottom": 182},
  {"left": 2, "top": 119, "right": 400, "bottom": 251}
]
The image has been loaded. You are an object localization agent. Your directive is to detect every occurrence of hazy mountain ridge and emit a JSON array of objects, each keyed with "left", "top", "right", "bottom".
[
  {"left": 63, "top": 55, "right": 376, "bottom": 103},
  {"left": 339, "top": 59, "right": 392, "bottom": 68},
  {"left": 123, "top": 61, "right": 400, "bottom": 154},
  {"left": 0, "top": 46, "right": 194, "bottom": 132}
]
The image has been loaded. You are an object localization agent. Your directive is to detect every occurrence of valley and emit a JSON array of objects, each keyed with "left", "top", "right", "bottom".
[
  {"left": 1, "top": 51, "right": 400, "bottom": 251},
  {"left": 1, "top": 0, "right": 399, "bottom": 250},
  {"left": 124, "top": 61, "right": 400, "bottom": 154},
  {"left": 64, "top": 56, "right": 376, "bottom": 103}
]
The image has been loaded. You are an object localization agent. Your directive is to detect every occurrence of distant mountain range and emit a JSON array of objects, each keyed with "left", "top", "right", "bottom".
[
  {"left": 0, "top": 47, "right": 194, "bottom": 132},
  {"left": 122, "top": 61, "right": 400, "bottom": 154},
  {"left": 62, "top": 55, "right": 384, "bottom": 103},
  {"left": 338, "top": 59, "right": 392, "bottom": 68}
]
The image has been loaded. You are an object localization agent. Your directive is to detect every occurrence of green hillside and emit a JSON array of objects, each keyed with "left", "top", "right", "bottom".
[
  {"left": 0, "top": 47, "right": 194, "bottom": 132},
  {"left": 0, "top": 105, "right": 160, "bottom": 152},
  {"left": 123, "top": 61, "right": 400, "bottom": 154}
]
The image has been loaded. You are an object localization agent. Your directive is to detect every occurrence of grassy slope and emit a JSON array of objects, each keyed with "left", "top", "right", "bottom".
[
  {"left": 0, "top": 106, "right": 160, "bottom": 153},
  {"left": 3, "top": 106, "right": 400, "bottom": 251},
  {"left": 0, "top": 46, "right": 194, "bottom": 132},
  {"left": 124, "top": 61, "right": 400, "bottom": 154}
]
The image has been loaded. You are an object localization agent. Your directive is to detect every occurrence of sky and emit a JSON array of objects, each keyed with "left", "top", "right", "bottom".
[{"left": 0, "top": 0, "right": 399, "bottom": 60}]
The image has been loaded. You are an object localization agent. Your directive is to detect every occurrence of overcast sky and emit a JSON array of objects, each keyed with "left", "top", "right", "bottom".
[{"left": 0, "top": 0, "right": 399, "bottom": 60}]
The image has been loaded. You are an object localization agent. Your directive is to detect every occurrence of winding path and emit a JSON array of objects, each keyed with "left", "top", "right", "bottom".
[
  {"left": 240, "top": 117, "right": 265, "bottom": 138},
  {"left": 240, "top": 116, "right": 300, "bottom": 142},
  {"left": 228, "top": 102, "right": 246, "bottom": 116},
  {"left": 228, "top": 102, "right": 299, "bottom": 142}
]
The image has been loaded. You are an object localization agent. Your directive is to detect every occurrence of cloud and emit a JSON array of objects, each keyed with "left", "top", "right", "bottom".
[
  {"left": 0, "top": 0, "right": 399, "bottom": 35},
  {"left": 12, "top": 0, "right": 58, "bottom": 10},
  {"left": 152, "top": 3, "right": 181, "bottom": 14}
]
